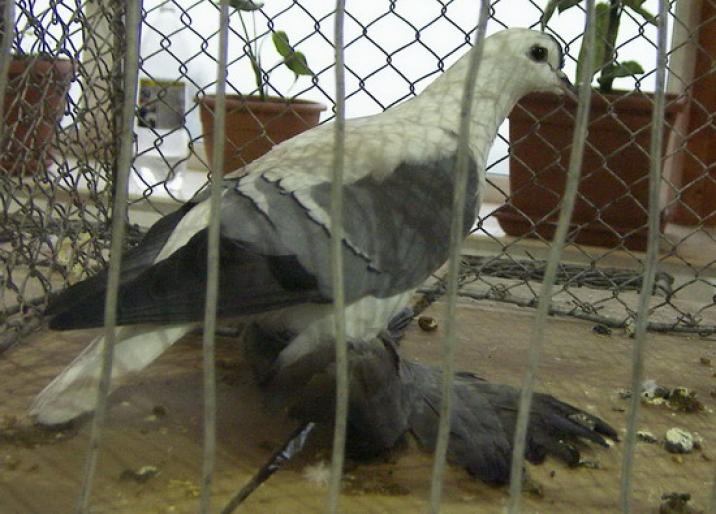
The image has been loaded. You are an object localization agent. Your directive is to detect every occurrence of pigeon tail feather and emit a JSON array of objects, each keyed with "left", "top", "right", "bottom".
[{"left": 30, "top": 324, "right": 193, "bottom": 424}]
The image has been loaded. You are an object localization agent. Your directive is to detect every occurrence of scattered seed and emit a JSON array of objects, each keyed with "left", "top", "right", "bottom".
[
  {"left": 119, "top": 465, "right": 159, "bottom": 484},
  {"left": 418, "top": 316, "right": 438, "bottom": 332}
]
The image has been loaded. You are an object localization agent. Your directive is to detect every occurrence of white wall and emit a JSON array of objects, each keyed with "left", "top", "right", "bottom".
[{"left": 143, "top": 0, "right": 671, "bottom": 174}]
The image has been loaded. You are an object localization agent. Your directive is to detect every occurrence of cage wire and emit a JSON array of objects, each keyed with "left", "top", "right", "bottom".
[{"left": 1, "top": 0, "right": 716, "bottom": 512}]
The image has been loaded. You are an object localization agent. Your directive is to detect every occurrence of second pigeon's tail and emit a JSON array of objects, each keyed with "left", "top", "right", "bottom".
[{"left": 30, "top": 324, "right": 194, "bottom": 425}]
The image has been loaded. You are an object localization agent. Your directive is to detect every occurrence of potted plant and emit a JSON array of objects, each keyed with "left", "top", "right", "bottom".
[
  {"left": 1, "top": 10, "right": 75, "bottom": 176},
  {"left": 495, "top": 0, "right": 687, "bottom": 251},
  {"left": 197, "top": 0, "right": 326, "bottom": 174}
]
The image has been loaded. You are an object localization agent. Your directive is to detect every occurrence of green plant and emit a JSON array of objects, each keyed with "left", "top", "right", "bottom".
[
  {"left": 219, "top": 0, "right": 314, "bottom": 100},
  {"left": 541, "top": 0, "right": 657, "bottom": 93}
]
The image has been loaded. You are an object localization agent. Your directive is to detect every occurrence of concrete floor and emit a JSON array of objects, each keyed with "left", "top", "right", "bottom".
[{"left": 0, "top": 296, "right": 714, "bottom": 514}]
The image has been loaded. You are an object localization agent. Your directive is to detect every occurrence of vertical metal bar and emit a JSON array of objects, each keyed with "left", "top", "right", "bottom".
[
  {"left": 75, "top": 1, "right": 141, "bottom": 512},
  {"left": 326, "top": 1, "right": 347, "bottom": 512},
  {"left": 619, "top": 1, "right": 668, "bottom": 511},
  {"left": 0, "top": 0, "right": 15, "bottom": 144},
  {"left": 428, "top": 2, "right": 490, "bottom": 512},
  {"left": 506, "top": 2, "right": 597, "bottom": 512},
  {"left": 198, "top": 0, "right": 230, "bottom": 511}
]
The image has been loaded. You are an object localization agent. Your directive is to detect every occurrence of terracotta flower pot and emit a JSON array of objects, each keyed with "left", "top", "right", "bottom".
[
  {"left": 197, "top": 94, "right": 326, "bottom": 174},
  {"left": 2, "top": 56, "right": 75, "bottom": 175},
  {"left": 495, "top": 91, "right": 687, "bottom": 251}
]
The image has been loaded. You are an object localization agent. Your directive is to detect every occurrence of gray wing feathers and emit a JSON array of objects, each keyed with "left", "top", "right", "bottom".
[{"left": 227, "top": 153, "right": 479, "bottom": 304}]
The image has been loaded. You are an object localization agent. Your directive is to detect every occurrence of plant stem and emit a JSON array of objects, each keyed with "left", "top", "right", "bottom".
[
  {"left": 238, "top": 10, "right": 265, "bottom": 100},
  {"left": 599, "top": 0, "right": 622, "bottom": 92}
]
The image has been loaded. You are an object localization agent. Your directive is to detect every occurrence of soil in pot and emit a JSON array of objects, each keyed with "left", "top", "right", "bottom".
[
  {"left": 198, "top": 95, "right": 326, "bottom": 174},
  {"left": 496, "top": 91, "right": 686, "bottom": 251},
  {"left": 2, "top": 56, "right": 75, "bottom": 176}
]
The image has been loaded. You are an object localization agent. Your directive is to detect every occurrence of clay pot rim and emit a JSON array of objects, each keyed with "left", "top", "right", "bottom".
[
  {"left": 196, "top": 94, "right": 327, "bottom": 113},
  {"left": 8, "top": 55, "right": 75, "bottom": 76},
  {"left": 518, "top": 89, "right": 688, "bottom": 114}
]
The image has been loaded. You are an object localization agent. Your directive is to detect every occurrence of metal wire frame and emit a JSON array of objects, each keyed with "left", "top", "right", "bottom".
[
  {"left": 327, "top": 1, "right": 348, "bottom": 512},
  {"left": 428, "top": 1, "right": 490, "bottom": 511},
  {"left": 75, "top": 1, "right": 141, "bottom": 512},
  {"left": 620, "top": 0, "right": 670, "bottom": 511},
  {"left": 507, "top": 1, "right": 597, "bottom": 511},
  {"left": 198, "top": 0, "right": 230, "bottom": 511}
]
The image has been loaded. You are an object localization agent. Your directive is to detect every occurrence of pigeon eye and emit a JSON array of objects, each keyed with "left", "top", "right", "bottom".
[{"left": 529, "top": 45, "right": 548, "bottom": 63}]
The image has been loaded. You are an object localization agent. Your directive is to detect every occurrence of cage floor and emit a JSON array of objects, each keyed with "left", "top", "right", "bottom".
[{"left": 0, "top": 299, "right": 714, "bottom": 514}]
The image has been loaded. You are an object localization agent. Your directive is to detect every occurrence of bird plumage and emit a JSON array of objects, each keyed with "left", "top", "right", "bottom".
[{"left": 30, "top": 28, "right": 614, "bottom": 484}]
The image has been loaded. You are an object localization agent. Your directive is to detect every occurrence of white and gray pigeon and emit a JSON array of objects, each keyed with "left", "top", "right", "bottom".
[{"left": 31, "top": 28, "right": 616, "bottom": 484}]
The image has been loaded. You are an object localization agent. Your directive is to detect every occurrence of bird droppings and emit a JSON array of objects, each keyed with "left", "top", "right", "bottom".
[
  {"left": 577, "top": 460, "right": 601, "bottom": 470},
  {"left": 302, "top": 461, "right": 331, "bottom": 487},
  {"left": 692, "top": 433, "right": 704, "bottom": 450},
  {"left": 417, "top": 315, "right": 438, "bottom": 332},
  {"left": 658, "top": 492, "right": 704, "bottom": 514},
  {"left": 641, "top": 379, "right": 671, "bottom": 402},
  {"left": 624, "top": 318, "right": 636, "bottom": 338},
  {"left": 632, "top": 382, "right": 705, "bottom": 413},
  {"left": 119, "top": 465, "right": 160, "bottom": 484},
  {"left": 667, "top": 387, "right": 704, "bottom": 413},
  {"left": 637, "top": 430, "right": 658, "bottom": 444},
  {"left": 665, "top": 428, "right": 694, "bottom": 454},
  {"left": 592, "top": 324, "right": 612, "bottom": 336}
]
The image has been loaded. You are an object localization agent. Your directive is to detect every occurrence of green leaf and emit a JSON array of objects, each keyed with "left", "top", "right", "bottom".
[
  {"left": 557, "top": 0, "right": 583, "bottom": 13},
  {"left": 284, "top": 51, "right": 313, "bottom": 76},
  {"left": 625, "top": 3, "right": 658, "bottom": 25},
  {"left": 272, "top": 30, "right": 293, "bottom": 58},
  {"left": 599, "top": 60, "right": 645, "bottom": 80},
  {"left": 272, "top": 31, "right": 313, "bottom": 76},
  {"left": 227, "top": 0, "right": 264, "bottom": 12},
  {"left": 540, "top": 0, "right": 582, "bottom": 29}
]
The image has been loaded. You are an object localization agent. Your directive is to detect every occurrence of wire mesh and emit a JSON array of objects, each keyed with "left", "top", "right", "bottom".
[
  {"left": 0, "top": 0, "right": 715, "bottom": 513},
  {"left": 75, "top": 2, "right": 142, "bottom": 512},
  {"left": 3, "top": 0, "right": 716, "bottom": 351}
]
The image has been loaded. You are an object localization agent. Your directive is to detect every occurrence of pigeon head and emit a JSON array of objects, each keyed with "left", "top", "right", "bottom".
[{"left": 487, "top": 28, "right": 576, "bottom": 96}]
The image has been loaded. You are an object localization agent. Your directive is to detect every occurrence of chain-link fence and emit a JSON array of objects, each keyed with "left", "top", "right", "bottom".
[
  {"left": 1, "top": 0, "right": 715, "bottom": 513},
  {"left": 3, "top": 0, "right": 716, "bottom": 347}
]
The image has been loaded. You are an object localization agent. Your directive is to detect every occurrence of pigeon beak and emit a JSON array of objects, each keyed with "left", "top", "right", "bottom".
[{"left": 556, "top": 69, "right": 579, "bottom": 98}]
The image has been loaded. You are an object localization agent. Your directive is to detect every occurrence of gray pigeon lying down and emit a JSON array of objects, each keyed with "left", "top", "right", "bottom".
[
  {"left": 243, "top": 309, "right": 616, "bottom": 485},
  {"left": 30, "top": 28, "right": 616, "bottom": 483}
]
